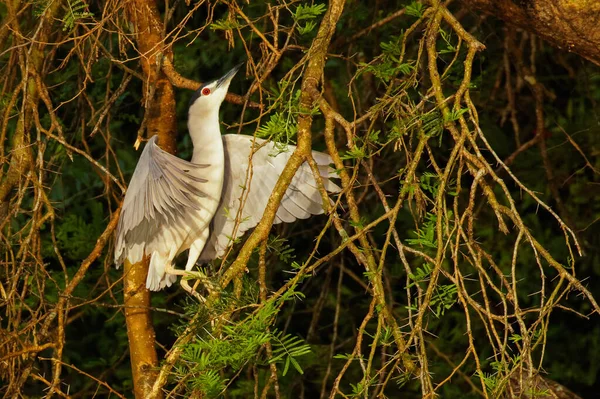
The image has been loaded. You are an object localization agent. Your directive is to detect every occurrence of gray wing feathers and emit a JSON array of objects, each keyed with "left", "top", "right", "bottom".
[
  {"left": 199, "top": 134, "right": 340, "bottom": 262},
  {"left": 114, "top": 136, "right": 210, "bottom": 267}
]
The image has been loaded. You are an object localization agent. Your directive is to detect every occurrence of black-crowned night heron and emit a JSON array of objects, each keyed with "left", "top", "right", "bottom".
[{"left": 114, "top": 64, "right": 339, "bottom": 297}]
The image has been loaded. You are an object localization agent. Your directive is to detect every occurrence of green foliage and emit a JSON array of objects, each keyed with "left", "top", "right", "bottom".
[
  {"left": 438, "top": 28, "right": 457, "bottom": 54},
  {"left": 256, "top": 112, "right": 297, "bottom": 144},
  {"left": 192, "top": 370, "right": 226, "bottom": 397},
  {"left": 407, "top": 263, "right": 432, "bottom": 287},
  {"left": 430, "top": 283, "right": 457, "bottom": 317},
  {"left": 62, "top": 0, "right": 93, "bottom": 31},
  {"left": 267, "top": 235, "right": 296, "bottom": 263},
  {"left": 257, "top": 79, "right": 320, "bottom": 152},
  {"left": 420, "top": 110, "right": 444, "bottom": 139},
  {"left": 52, "top": 201, "right": 105, "bottom": 260},
  {"left": 419, "top": 171, "right": 458, "bottom": 197},
  {"left": 388, "top": 120, "right": 408, "bottom": 141},
  {"left": 340, "top": 146, "right": 366, "bottom": 161},
  {"left": 334, "top": 352, "right": 363, "bottom": 360},
  {"left": 292, "top": 3, "right": 326, "bottom": 35},
  {"left": 358, "top": 35, "right": 416, "bottom": 83},
  {"left": 477, "top": 370, "right": 501, "bottom": 394},
  {"left": 349, "top": 376, "right": 378, "bottom": 397},
  {"left": 405, "top": 1, "right": 426, "bottom": 18},
  {"left": 268, "top": 331, "right": 311, "bottom": 375},
  {"left": 210, "top": 15, "right": 241, "bottom": 31},
  {"left": 406, "top": 212, "right": 438, "bottom": 249},
  {"left": 446, "top": 107, "right": 469, "bottom": 122},
  {"left": 297, "top": 20, "right": 318, "bottom": 35},
  {"left": 293, "top": 3, "right": 326, "bottom": 21},
  {"left": 32, "top": 0, "right": 50, "bottom": 17},
  {"left": 407, "top": 265, "right": 457, "bottom": 316},
  {"left": 476, "top": 355, "right": 524, "bottom": 397},
  {"left": 176, "top": 290, "right": 311, "bottom": 395}
]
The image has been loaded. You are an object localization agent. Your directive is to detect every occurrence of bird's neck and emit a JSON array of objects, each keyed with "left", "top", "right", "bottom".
[{"left": 188, "top": 111, "right": 224, "bottom": 164}]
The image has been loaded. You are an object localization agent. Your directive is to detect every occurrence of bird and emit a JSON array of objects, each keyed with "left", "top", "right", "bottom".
[{"left": 114, "top": 63, "right": 340, "bottom": 298}]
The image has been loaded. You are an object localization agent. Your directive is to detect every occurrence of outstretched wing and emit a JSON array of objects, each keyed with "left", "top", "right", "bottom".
[
  {"left": 199, "top": 134, "right": 340, "bottom": 262},
  {"left": 114, "top": 136, "right": 213, "bottom": 270}
]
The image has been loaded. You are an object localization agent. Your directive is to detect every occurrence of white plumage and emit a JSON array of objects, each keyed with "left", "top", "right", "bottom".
[{"left": 114, "top": 64, "right": 339, "bottom": 294}]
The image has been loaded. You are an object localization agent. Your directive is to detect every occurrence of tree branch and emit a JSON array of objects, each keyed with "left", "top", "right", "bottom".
[
  {"left": 460, "top": 0, "right": 600, "bottom": 66},
  {"left": 219, "top": 0, "right": 347, "bottom": 288}
]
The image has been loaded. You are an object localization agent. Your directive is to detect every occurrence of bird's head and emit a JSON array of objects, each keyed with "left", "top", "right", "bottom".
[{"left": 188, "top": 63, "right": 243, "bottom": 117}]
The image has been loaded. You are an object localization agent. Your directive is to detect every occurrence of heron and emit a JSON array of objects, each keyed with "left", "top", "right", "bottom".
[{"left": 114, "top": 63, "right": 339, "bottom": 298}]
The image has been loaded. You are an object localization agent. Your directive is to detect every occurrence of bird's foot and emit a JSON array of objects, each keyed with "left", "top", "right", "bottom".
[
  {"left": 181, "top": 279, "right": 207, "bottom": 302},
  {"left": 165, "top": 264, "right": 214, "bottom": 301}
]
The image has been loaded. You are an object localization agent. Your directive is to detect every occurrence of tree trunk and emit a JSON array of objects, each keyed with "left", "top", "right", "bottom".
[
  {"left": 124, "top": 0, "right": 178, "bottom": 397},
  {"left": 460, "top": 0, "right": 600, "bottom": 66}
]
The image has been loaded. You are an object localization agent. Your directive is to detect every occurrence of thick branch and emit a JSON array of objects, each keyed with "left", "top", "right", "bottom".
[
  {"left": 461, "top": 0, "right": 600, "bottom": 66},
  {"left": 123, "top": 258, "right": 160, "bottom": 398},
  {"left": 161, "top": 57, "right": 261, "bottom": 108},
  {"left": 220, "top": 0, "right": 346, "bottom": 287},
  {"left": 125, "top": 0, "right": 179, "bottom": 397}
]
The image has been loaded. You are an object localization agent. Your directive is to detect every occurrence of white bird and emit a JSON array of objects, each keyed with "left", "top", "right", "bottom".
[{"left": 114, "top": 64, "right": 339, "bottom": 297}]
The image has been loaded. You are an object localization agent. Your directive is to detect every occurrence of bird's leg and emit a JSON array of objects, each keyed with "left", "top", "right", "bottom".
[
  {"left": 179, "top": 239, "right": 213, "bottom": 301},
  {"left": 161, "top": 261, "right": 207, "bottom": 302},
  {"left": 181, "top": 280, "right": 206, "bottom": 302}
]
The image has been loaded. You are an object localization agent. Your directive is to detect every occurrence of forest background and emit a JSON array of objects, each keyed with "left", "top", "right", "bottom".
[{"left": 1, "top": 0, "right": 600, "bottom": 398}]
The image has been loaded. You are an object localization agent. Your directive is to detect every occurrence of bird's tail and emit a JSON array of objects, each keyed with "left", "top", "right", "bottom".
[{"left": 147, "top": 252, "right": 177, "bottom": 291}]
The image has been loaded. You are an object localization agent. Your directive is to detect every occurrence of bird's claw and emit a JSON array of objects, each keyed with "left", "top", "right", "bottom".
[{"left": 181, "top": 279, "right": 207, "bottom": 302}]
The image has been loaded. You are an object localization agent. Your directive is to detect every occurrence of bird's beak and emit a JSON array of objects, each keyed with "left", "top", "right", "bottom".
[{"left": 216, "top": 62, "right": 244, "bottom": 89}]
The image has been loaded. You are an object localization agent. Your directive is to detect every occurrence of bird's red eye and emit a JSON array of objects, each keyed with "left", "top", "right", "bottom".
[{"left": 201, "top": 87, "right": 211, "bottom": 96}]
